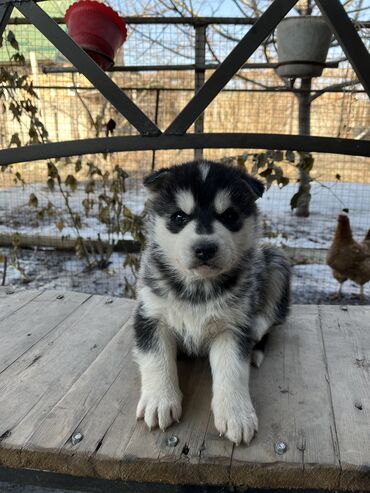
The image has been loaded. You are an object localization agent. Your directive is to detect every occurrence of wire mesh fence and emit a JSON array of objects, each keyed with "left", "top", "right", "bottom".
[{"left": 1, "top": 1, "right": 370, "bottom": 303}]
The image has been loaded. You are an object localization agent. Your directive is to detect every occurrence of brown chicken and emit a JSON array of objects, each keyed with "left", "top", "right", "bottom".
[{"left": 327, "top": 214, "right": 370, "bottom": 299}]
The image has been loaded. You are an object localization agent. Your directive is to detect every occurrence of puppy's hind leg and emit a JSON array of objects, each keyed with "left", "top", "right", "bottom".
[
  {"left": 250, "top": 315, "right": 273, "bottom": 369},
  {"left": 251, "top": 333, "right": 269, "bottom": 369}
]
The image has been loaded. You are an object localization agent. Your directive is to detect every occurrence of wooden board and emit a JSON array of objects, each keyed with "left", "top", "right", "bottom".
[
  {"left": 319, "top": 305, "right": 370, "bottom": 491},
  {"left": 0, "top": 287, "right": 41, "bottom": 323},
  {"left": 0, "top": 289, "right": 91, "bottom": 377},
  {"left": 0, "top": 294, "right": 135, "bottom": 463},
  {"left": 230, "top": 306, "right": 340, "bottom": 489},
  {"left": 0, "top": 292, "right": 369, "bottom": 492}
]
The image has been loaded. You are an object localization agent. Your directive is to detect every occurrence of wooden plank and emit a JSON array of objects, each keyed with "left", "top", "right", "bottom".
[
  {"left": 0, "top": 295, "right": 135, "bottom": 465},
  {"left": 1, "top": 300, "right": 369, "bottom": 490},
  {"left": 0, "top": 288, "right": 41, "bottom": 322},
  {"left": 319, "top": 305, "right": 370, "bottom": 491},
  {"left": 7, "top": 311, "right": 136, "bottom": 476},
  {"left": 198, "top": 369, "right": 234, "bottom": 485},
  {"left": 111, "top": 358, "right": 215, "bottom": 484},
  {"left": 230, "top": 306, "right": 340, "bottom": 490},
  {"left": 61, "top": 334, "right": 139, "bottom": 479},
  {"left": 0, "top": 290, "right": 90, "bottom": 376},
  {"left": 157, "top": 359, "right": 215, "bottom": 483}
]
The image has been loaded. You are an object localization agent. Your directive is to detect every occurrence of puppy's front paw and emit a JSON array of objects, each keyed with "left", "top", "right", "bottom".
[
  {"left": 136, "top": 389, "right": 182, "bottom": 431},
  {"left": 212, "top": 394, "right": 258, "bottom": 445}
]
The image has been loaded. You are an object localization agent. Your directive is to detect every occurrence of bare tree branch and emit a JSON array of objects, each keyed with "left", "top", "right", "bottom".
[{"left": 309, "top": 79, "right": 360, "bottom": 102}]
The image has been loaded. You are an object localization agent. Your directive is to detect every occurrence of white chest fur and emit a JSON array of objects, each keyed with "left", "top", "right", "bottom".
[{"left": 140, "top": 286, "right": 246, "bottom": 354}]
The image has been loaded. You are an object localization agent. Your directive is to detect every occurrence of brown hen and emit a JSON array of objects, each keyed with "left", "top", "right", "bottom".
[{"left": 327, "top": 214, "right": 370, "bottom": 299}]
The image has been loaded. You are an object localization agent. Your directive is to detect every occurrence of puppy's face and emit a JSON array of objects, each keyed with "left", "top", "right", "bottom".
[{"left": 144, "top": 161, "right": 264, "bottom": 279}]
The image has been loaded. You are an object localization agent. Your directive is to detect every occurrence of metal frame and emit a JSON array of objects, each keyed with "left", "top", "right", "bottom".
[
  {"left": 6, "top": 14, "right": 370, "bottom": 28},
  {"left": 0, "top": 0, "right": 369, "bottom": 166},
  {"left": 315, "top": 0, "right": 370, "bottom": 97},
  {"left": 0, "top": 133, "right": 369, "bottom": 166},
  {"left": 15, "top": 1, "right": 160, "bottom": 136},
  {"left": 165, "top": 0, "right": 298, "bottom": 135}
]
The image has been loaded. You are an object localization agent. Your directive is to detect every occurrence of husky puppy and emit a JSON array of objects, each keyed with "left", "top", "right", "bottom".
[{"left": 133, "top": 160, "right": 290, "bottom": 445}]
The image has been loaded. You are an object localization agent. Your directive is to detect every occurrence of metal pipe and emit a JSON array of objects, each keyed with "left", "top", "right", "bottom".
[
  {"left": 1, "top": 133, "right": 369, "bottom": 166},
  {"left": 7, "top": 16, "right": 259, "bottom": 25},
  {"left": 6, "top": 15, "right": 370, "bottom": 28},
  {"left": 194, "top": 24, "right": 206, "bottom": 160},
  {"left": 0, "top": 85, "right": 364, "bottom": 94},
  {"left": 42, "top": 60, "right": 340, "bottom": 74},
  {"left": 151, "top": 89, "right": 160, "bottom": 171}
]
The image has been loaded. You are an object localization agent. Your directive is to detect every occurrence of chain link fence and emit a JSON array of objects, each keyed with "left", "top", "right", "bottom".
[{"left": 1, "top": 1, "right": 370, "bottom": 303}]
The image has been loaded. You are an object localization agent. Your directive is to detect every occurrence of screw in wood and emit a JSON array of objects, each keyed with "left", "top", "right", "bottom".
[
  {"left": 274, "top": 441, "right": 287, "bottom": 455},
  {"left": 71, "top": 432, "right": 83, "bottom": 445},
  {"left": 354, "top": 401, "right": 363, "bottom": 410},
  {"left": 166, "top": 435, "right": 179, "bottom": 447}
]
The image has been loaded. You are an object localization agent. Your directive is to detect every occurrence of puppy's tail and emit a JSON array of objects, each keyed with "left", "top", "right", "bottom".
[{"left": 251, "top": 334, "right": 269, "bottom": 369}]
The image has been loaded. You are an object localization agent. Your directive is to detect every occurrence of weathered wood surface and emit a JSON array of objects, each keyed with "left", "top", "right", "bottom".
[{"left": 0, "top": 289, "right": 369, "bottom": 491}]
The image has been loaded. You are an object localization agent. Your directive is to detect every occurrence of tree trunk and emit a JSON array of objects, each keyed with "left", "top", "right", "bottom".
[{"left": 295, "top": 78, "right": 312, "bottom": 217}]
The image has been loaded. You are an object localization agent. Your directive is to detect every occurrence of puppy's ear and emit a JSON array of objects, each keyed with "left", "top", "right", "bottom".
[
  {"left": 241, "top": 174, "right": 264, "bottom": 200},
  {"left": 143, "top": 168, "right": 170, "bottom": 192}
]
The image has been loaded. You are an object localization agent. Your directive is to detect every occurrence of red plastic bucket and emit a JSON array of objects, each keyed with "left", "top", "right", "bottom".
[{"left": 65, "top": 1, "right": 127, "bottom": 70}]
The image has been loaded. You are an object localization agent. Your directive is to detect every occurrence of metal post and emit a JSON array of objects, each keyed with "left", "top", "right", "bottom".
[
  {"left": 151, "top": 89, "right": 160, "bottom": 171},
  {"left": 194, "top": 24, "right": 206, "bottom": 160}
]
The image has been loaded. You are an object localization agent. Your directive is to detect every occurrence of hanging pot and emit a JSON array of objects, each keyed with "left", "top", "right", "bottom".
[
  {"left": 65, "top": 1, "right": 127, "bottom": 70},
  {"left": 276, "top": 16, "right": 332, "bottom": 78}
]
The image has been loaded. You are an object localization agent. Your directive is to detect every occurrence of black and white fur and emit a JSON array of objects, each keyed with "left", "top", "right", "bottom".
[{"left": 133, "top": 160, "right": 290, "bottom": 445}]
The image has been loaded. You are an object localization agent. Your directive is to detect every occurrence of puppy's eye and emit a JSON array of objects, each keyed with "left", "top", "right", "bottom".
[
  {"left": 220, "top": 208, "right": 239, "bottom": 223},
  {"left": 171, "top": 210, "right": 189, "bottom": 225}
]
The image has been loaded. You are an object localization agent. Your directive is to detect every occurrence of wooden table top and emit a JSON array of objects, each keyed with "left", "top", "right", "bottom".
[{"left": 0, "top": 287, "right": 369, "bottom": 491}]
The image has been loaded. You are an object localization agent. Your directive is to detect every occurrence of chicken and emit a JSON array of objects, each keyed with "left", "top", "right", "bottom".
[{"left": 327, "top": 214, "right": 370, "bottom": 300}]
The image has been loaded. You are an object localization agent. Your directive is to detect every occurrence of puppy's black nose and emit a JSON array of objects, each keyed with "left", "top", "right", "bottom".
[{"left": 193, "top": 243, "right": 218, "bottom": 261}]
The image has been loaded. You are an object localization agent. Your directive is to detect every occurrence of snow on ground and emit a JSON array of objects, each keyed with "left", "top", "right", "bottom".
[
  {"left": 259, "top": 181, "right": 370, "bottom": 249},
  {"left": 0, "top": 179, "right": 146, "bottom": 241},
  {"left": 1, "top": 180, "right": 370, "bottom": 303}
]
